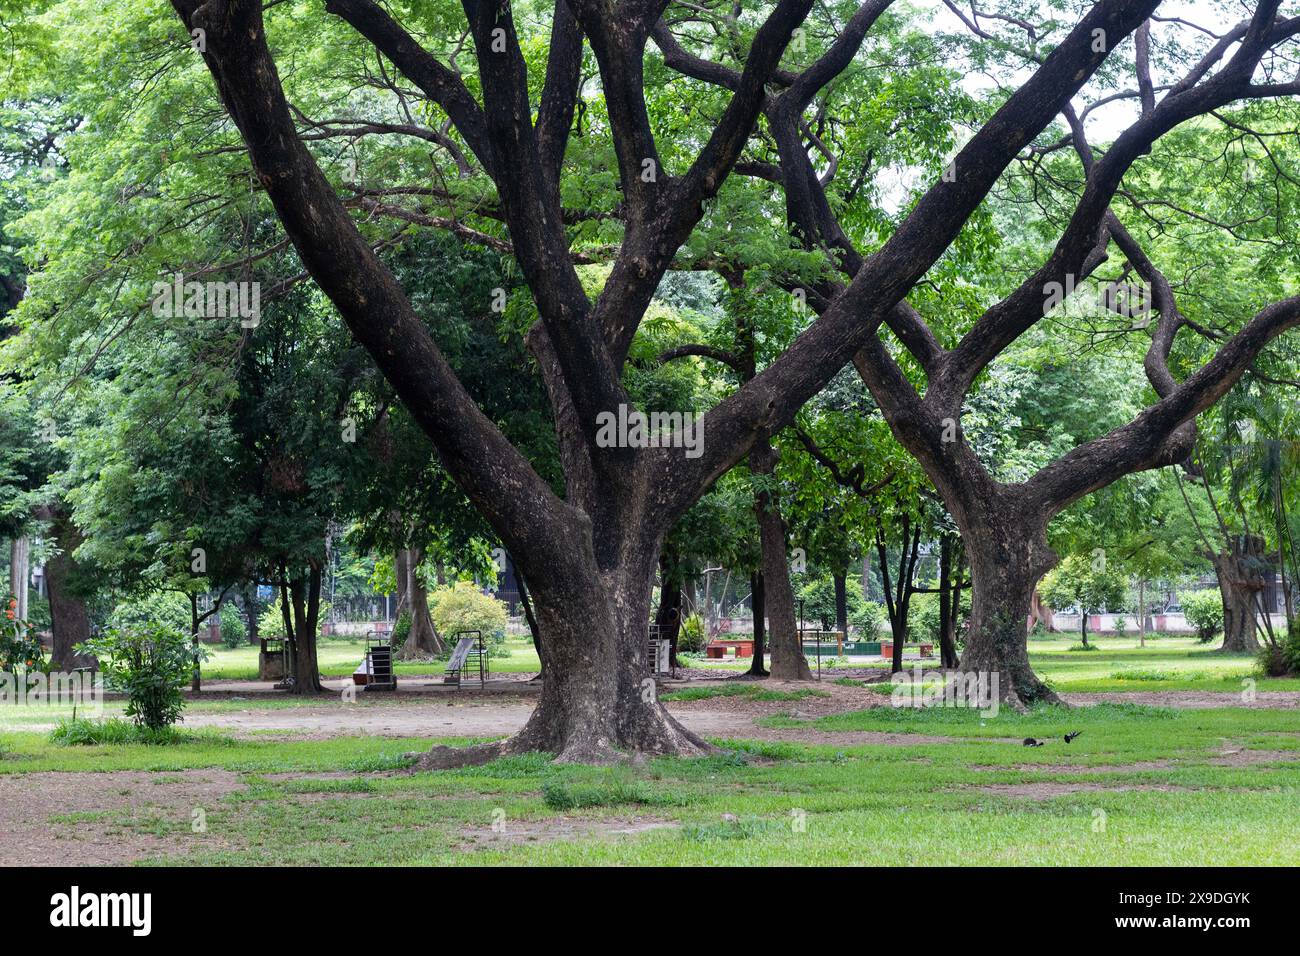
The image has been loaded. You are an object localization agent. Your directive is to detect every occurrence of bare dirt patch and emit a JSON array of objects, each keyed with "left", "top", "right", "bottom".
[
  {"left": 1211, "top": 748, "right": 1300, "bottom": 767},
  {"left": 456, "top": 815, "right": 677, "bottom": 851},
  {"left": 0, "top": 770, "right": 243, "bottom": 865}
]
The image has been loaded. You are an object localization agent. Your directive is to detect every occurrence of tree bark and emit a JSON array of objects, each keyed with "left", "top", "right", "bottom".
[
  {"left": 38, "top": 507, "right": 95, "bottom": 670},
  {"left": 189, "top": 593, "right": 202, "bottom": 694},
  {"left": 8, "top": 537, "right": 29, "bottom": 624},
  {"left": 938, "top": 536, "right": 959, "bottom": 669},
  {"left": 1213, "top": 537, "right": 1265, "bottom": 653},
  {"left": 833, "top": 571, "right": 848, "bottom": 646},
  {"left": 396, "top": 546, "right": 444, "bottom": 659},
  {"left": 750, "top": 436, "right": 811, "bottom": 680},
  {"left": 957, "top": 507, "right": 1061, "bottom": 707},
  {"left": 419, "top": 543, "right": 712, "bottom": 767},
  {"left": 244, "top": 586, "right": 260, "bottom": 646},
  {"left": 286, "top": 565, "right": 325, "bottom": 693},
  {"left": 747, "top": 571, "right": 769, "bottom": 676}
]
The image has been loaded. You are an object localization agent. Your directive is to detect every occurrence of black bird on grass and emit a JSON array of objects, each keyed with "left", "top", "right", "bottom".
[
  {"left": 1022, "top": 738, "right": 1046, "bottom": 747},
  {"left": 1064, "top": 731, "right": 1082, "bottom": 743}
]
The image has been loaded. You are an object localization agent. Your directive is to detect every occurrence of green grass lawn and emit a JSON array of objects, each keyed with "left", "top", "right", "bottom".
[
  {"left": 1027, "top": 635, "right": 1300, "bottom": 692},
  {"left": 2, "top": 700, "right": 1297, "bottom": 865}
]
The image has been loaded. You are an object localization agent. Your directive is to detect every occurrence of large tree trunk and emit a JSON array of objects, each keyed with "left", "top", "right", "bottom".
[
  {"left": 45, "top": 553, "right": 94, "bottom": 670},
  {"left": 747, "top": 571, "right": 769, "bottom": 676},
  {"left": 418, "top": 543, "right": 711, "bottom": 767},
  {"left": 1213, "top": 537, "right": 1265, "bottom": 653},
  {"left": 38, "top": 507, "right": 95, "bottom": 671},
  {"left": 396, "top": 546, "right": 444, "bottom": 660},
  {"left": 957, "top": 507, "right": 1062, "bottom": 707},
  {"left": 750, "top": 437, "right": 811, "bottom": 680}
]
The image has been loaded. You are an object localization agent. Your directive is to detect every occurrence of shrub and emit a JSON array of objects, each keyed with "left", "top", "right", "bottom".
[
  {"left": 1287, "top": 622, "right": 1300, "bottom": 674},
  {"left": 258, "top": 597, "right": 287, "bottom": 638},
  {"left": 797, "top": 576, "right": 841, "bottom": 629},
  {"left": 797, "top": 575, "right": 883, "bottom": 636},
  {"left": 110, "top": 591, "right": 191, "bottom": 635},
  {"left": 678, "top": 613, "right": 706, "bottom": 653},
  {"left": 2, "top": 597, "right": 45, "bottom": 676},
  {"left": 430, "top": 581, "right": 507, "bottom": 651},
  {"left": 391, "top": 610, "right": 412, "bottom": 649},
  {"left": 1257, "top": 621, "right": 1300, "bottom": 677},
  {"left": 850, "top": 600, "right": 887, "bottom": 639},
  {"left": 908, "top": 592, "right": 941, "bottom": 643},
  {"left": 79, "top": 626, "right": 202, "bottom": 732},
  {"left": 219, "top": 603, "right": 246, "bottom": 648},
  {"left": 1182, "top": 589, "right": 1224, "bottom": 643}
]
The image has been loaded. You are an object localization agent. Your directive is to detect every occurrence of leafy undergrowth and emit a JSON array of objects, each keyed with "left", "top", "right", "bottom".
[
  {"left": 542, "top": 774, "right": 692, "bottom": 810},
  {"left": 48, "top": 717, "right": 236, "bottom": 748},
  {"left": 660, "top": 684, "right": 830, "bottom": 703}
]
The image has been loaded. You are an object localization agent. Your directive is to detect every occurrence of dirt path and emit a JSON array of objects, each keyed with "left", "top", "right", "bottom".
[{"left": 0, "top": 770, "right": 241, "bottom": 866}]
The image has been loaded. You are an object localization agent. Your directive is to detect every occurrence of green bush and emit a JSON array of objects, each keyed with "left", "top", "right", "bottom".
[
  {"left": 908, "top": 592, "right": 941, "bottom": 643},
  {"left": 1257, "top": 621, "right": 1300, "bottom": 677},
  {"left": 391, "top": 610, "right": 412, "bottom": 649},
  {"left": 219, "top": 603, "right": 246, "bottom": 648},
  {"left": 110, "top": 591, "right": 191, "bottom": 634},
  {"left": 678, "top": 613, "right": 706, "bottom": 653},
  {"left": 79, "top": 626, "right": 203, "bottom": 732},
  {"left": 1182, "top": 589, "right": 1223, "bottom": 643},
  {"left": 430, "top": 581, "right": 507, "bottom": 653},
  {"left": 850, "top": 600, "right": 887, "bottom": 639}
]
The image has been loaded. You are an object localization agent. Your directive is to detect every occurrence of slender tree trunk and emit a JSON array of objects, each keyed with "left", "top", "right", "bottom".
[
  {"left": 245, "top": 587, "right": 260, "bottom": 646},
  {"left": 653, "top": 550, "right": 683, "bottom": 668},
  {"left": 1137, "top": 579, "right": 1146, "bottom": 648},
  {"left": 938, "top": 537, "right": 959, "bottom": 669},
  {"left": 286, "top": 566, "right": 325, "bottom": 693},
  {"left": 396, "top": 546, "right": 444, "bottom": 659},
  {"left": 957, "top": 510, "right": 1061, "bottom": 707},
  {"left": 1080, "top": 612, "right": 1089, "bottom": 647},
  {"left": 747, "top": 571, "right": 769, "bottom": 676},
  {"left": 751, "top": 436, "right": 810, "bottom": 680},
  {"left": 189, "top": 593, "right": 202, "bottom": 694},
  {"left": 516, "top": 569, "right": 544, "bottom": 680},
  {"left": 8, "top": 537, "right": 29, "bottom": 624},
  {"left": 833, "top": 570, "right": 848, "bottom": 646}
]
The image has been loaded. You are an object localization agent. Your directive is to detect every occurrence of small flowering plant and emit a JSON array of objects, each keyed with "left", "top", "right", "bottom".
[{"left": 1, "top": 596, "right": 45, "bottom": 680}]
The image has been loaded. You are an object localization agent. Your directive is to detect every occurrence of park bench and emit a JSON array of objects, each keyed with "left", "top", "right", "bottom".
[
  {"left": 704, "top": 638, "right": 754, "bottom": 659},
  {"left": 878, "top": 641, "right": 934, "bottom": 658}
]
